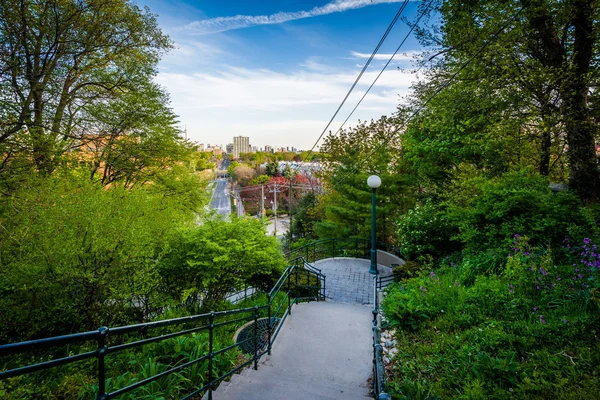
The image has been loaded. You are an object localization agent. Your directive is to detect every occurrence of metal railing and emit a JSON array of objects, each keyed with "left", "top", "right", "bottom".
[
  {"left": 285, "top": 238, "right": 405, "bottom": 264},
  {"left": 0, "top": 257, "right": 324, "bottom": 400}
]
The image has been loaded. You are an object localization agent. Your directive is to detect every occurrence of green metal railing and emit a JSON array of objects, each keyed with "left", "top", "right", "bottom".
[
  {"left": 0, "top": 257, "right": 324, "bottom": 399},
  {"left": 285, "top": 238, "right": 405, "bottom": 264}
]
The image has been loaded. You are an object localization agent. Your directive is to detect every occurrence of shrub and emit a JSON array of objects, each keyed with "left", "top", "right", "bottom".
[
  {"left": 396, "top": 200, "right": 459, "bottom": 261},
  {"left": 381, "top": 238, "right": 600, "bottom": 399},
  {"left": 392, "top": 261, "right": 425, "bottom": 282}
]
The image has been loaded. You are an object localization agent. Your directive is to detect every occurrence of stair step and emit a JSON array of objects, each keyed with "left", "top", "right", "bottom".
[{"left": 214, "top": 374, "right": 371, "bottom": 400}]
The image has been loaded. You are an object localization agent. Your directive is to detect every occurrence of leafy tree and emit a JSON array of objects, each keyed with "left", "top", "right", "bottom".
[
  {"left": 413, "top": 0, "right": 599, "bottom": 201},
  {"left": 0, "top": 174, "right": 198, "bottom": 341},
  {"left": 0, "top": 0, "right": 171, "bottom": 174},
  {"left": 232, "top": 165, "right": 256, "bottom": 186},
  {"left": 316, "top": 116, "right": 413, "bottom": 241},
  {"left": 249, "top": 174, "right": 270, "bottom": 185},
  {"left": 76, "top": 80, "right": 190, "bottom": 187},
  {"left": 265, "top": 161, "right": 280, "bottom": 177},
  {"left": 158, "top": 216, "right": 286, "bottom": 312}
]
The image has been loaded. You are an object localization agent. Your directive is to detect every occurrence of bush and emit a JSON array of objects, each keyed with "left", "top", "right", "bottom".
[
  {"left": 396, "top": 200, "right": 459, "bottom": 261},
  {"left": 443, "top": 168, "right": 596, "bottom": 252},
  {"left": 392, "top": 261, "right": 425, "bottom": 282},
  {"left": 381, "top": 238, "right": 600, "bottom": 399}
]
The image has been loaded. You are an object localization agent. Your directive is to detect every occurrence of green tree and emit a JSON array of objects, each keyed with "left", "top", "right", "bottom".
[
  {"left": 316, "top": 116, "right": 412, "bottom": 241},
  {"left": 414, "top": 0, "right": 599, "bottom": 201},
  {"left": 158, "top": 216, "right": 286, "bottom": 312},
  {"left": 0, "top": 174, "right": 198, "bottom": 341},
  {"left": 265, "top": 161, "right": 279, "bottom": 177},
  {"left": 0, "top": 0, "right": 171, "bottom": 174}
]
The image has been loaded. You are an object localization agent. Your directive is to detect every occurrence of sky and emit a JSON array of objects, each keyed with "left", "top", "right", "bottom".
[{"left": 137, "top": 0, "right": 426, "bottom": 151}]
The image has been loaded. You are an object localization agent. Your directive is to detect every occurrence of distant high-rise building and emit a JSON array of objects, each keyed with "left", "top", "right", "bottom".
[
  {"left": 233, "top": 136, "right": 249, "bottom": 158},
  {"left": 199, "top": 143, "right": 205, "bottom": 152},
  {"left": 226, "top": 143, "right": 233, "bottom": 154},
  {"left": 265, "top": 145, "right": 273, "bottom": 153},
  {"left": 252, "top": 146, "right": 258, "bottom": 152}
]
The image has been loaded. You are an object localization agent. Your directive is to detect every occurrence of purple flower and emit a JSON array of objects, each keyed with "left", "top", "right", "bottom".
[
  {"left": 578, "top": 274, "right": 584, "bottom": 279},
  {"left": 540, "top": 267, "right": 547, "bottom": 276},
  {"left": 536, "top": 285, "right": 541, "bottom": 290},
  {"left": 584, "top": 238, "right": 591, "bottom": 245},
  {"left": 562, "top": 319, "right": 568, "bottom": 324},
  {"left": 524, "top": 251, "right": 530, "bottom": 256},
  {"left": 556, "top": 277, "right": 561, "bottom": 281},
  {"left": 430, "top": 271, "right": 436, "bottom": 278},
  {"left": 514, "top": 234, "right": 520, "bottom": 238},
  {"left": 539, "top": 315, "right": 546, "bottom": 325}
]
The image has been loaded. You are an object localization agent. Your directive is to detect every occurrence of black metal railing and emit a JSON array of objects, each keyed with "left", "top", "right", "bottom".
[
  {"left": 0, "top": 258, "right": 324, "bottom": 400},
  {"left": 372, "top": 276, "right": 391, "bottom": 400},
  {"left": 285, "top": 238, "right": 405, "bottom": 264}
]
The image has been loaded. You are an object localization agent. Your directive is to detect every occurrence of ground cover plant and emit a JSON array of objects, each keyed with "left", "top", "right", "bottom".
[{"left": 382, "top": 236, "right": 600, "bottom": 399}]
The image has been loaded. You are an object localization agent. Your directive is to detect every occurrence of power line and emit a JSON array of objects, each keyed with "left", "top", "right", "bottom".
[
  {"left": 302, "top": 0, "right": 411, "bottom": 162},
  {"left": 334, "top": 3, "right": 528, "bottom": 186},
  {"left": 333, "top": 0, "right": 436, "bottom": 138}
]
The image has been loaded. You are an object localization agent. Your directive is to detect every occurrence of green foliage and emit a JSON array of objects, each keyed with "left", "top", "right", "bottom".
[
  {"left": 249, "top": 174, "right": 270, "bottom": 185},
  {"left": 392, "top": 261, "right": 425, "bottom": 282},
  {"left": 382, "top": 238, "right": 600, "bottom": 399},
  {"left": 158, "top": 216, "right": 286, "bottom": 312},
  {"left": 316, "top": 116, "right": 413, "bottom": 241},
  {"left": 396, "top": 200, "right": 458, "bottom": 261},
  {"left": 443, "top": 168, "right": 597, "bottom": 252},
  {"left": 0, "top": 174, "right": 200, "bottom": 341}
]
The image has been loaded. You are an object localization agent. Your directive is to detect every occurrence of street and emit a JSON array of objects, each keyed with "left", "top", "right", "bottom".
[{"left": 210, "top": 178, "right": 231, "bottom": 216}]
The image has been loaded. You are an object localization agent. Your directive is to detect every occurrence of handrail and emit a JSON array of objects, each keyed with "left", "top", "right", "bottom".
[
  {"left": 285, "top": 238, "right": 405, "bottom": 264},
  {"left": 0, "top": 261, "right": 326, "bottom": 400}
]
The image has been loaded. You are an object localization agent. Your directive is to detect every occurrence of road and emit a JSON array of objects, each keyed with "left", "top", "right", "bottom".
[
  {"left": 211, "top": 178, "right": 231, "bottom": 216},
  {"left": 266, "top": 216, "right": 289, "bottom": 238}
]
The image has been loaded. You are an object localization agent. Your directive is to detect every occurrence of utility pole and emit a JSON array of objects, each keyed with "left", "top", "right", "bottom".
[
  {"left": 289, "top": 177, "right": 293, "bottom": 250},
  {"left": 260, "top": 184, "right": 265, "bottom": 218},
  {"left": 269, "top": 183, "right": 282, "bottom": 237},
  {"left": 273, "top": 183, "right": 278, "bottom": 237}
]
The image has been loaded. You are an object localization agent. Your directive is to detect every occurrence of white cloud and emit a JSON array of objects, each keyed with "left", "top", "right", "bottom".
[
  {"left": 180, "top": 0, "right": 406, "bottom": 34},
  {"left": 350, "top": 50, "right": 421, "bottom": 61},
  {"left": 155, "top": 61, "right": 419, "bottom": 149}
]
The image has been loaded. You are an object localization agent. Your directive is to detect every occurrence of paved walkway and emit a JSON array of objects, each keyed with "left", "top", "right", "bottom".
[
  {"left": 208, "top": 301, "right": 373, "bottom": 399},
  {"left": 313, "top": 258, "right": 392, "bottom": 304}
]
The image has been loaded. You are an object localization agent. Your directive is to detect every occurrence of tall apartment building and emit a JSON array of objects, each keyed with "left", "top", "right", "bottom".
[
  {"left": 226, "top": 143, "right": 233, "bottom": 154},
  {"left": 233, "top": 136, "right": 249, "bottom": 158}
]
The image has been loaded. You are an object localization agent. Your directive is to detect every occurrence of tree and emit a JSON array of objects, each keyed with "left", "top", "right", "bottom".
[
  {"left": 414, "top": 0, "right": 599, "bottom": 201},
  {"left": 316, "top": 116, "right": 413, "bottom": 241},
  {"left": 0, "top": 0, "right": 171, "bottom": 174},
  {"left": 0, "top": 175, "right": 197, "bottom": 341},
  {"left": 158, "top": 216, "right": 286, "bottom": 312},
  {"left": 265, "top": 161, "right": 279, "bottom": 177},
  {"left": 232, "top": 164, "right": 256, "bottom": 186}
]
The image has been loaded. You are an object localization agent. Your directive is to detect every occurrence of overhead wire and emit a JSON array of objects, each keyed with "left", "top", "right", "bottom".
[
  {"left": 332, "top": 0, "right": 436, "bottom": 139},
  {"left": 302, "top": 0, "right": 411, "bottom": 162},
  {"left": 333, "top": 3, "right": 528, "bottom": 186}
]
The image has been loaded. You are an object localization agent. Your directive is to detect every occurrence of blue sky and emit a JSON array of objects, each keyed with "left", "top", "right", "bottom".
[{"left": 137, "top": 0, "right": 425, "bottom": 150}]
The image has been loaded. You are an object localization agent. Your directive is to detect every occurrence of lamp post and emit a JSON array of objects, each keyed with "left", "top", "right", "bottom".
[{"left": 367, "top": 175, "right": 381, "bottom": 275}]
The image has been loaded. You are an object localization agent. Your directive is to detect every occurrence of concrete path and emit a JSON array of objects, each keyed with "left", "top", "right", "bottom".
[
  {"left": 313, "top": 258, "right": 392, "bottom": 305},
  {"left": 209, "top": 301, "right": 373, "bottom": 400}
]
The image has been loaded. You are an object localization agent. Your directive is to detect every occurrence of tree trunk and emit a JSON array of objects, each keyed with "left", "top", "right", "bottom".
[{"left": 561, "top": 0, "right": 598, "bottom": 202}]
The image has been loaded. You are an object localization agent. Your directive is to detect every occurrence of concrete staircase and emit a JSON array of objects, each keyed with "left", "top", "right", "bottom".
[{"left": 205, "top": 301, "right": 373, "bottom": 400}]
